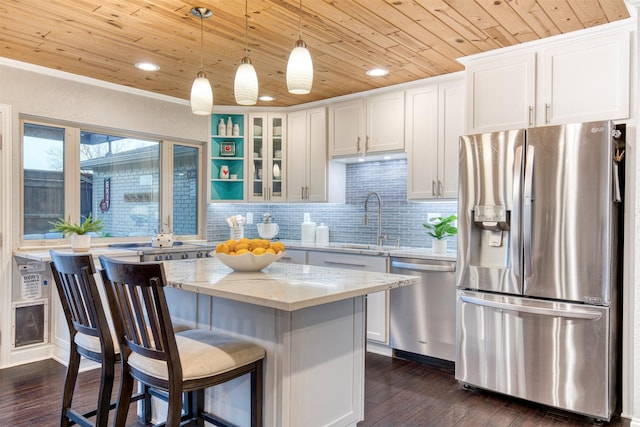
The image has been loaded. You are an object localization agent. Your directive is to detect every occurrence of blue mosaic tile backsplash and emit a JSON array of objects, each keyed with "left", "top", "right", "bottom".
[{"left": 207, "top": 158, "right": 458, "bottom": 250}]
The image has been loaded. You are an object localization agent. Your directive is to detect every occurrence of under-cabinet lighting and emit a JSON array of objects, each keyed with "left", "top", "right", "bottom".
[{"left": 259, "top": 95, "right": 275, "bottom": 102}]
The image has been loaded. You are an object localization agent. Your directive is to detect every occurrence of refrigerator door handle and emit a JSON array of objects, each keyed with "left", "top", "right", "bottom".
[
  {"left": 459, "top": 295, "right": 602, "bottom": 320},
  {"left": 512, "top": 145, "right": 523, "bottom": 279},
  {"left": 523, "top": 145, "right": 535, "bottom": 278}
]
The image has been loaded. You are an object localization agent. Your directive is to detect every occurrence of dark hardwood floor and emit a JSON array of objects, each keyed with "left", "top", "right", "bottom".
[{"left": 0, "top": 353, "right": 630, "bottom": 426}]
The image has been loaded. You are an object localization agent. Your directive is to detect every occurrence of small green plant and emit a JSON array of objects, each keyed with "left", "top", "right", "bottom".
[
  {"left": 423, "top": 214, "right": 457, "bottom": 240},
  {"left": 49, "top": 213, "right": 105, "bottom": 236}
]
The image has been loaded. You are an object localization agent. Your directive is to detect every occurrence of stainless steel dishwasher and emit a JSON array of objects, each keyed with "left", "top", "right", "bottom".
[{"left": 389, "top": 257, "right": 456, "bottom": 362}]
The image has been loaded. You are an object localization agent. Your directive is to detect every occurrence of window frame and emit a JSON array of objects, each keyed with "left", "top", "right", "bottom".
[{"left": 19, "top": 116, "right": 207, "bottom": 247}]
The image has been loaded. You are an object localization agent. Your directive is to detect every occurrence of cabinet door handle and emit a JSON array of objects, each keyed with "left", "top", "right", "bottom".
[
  {"left": 432, "top": 180, "right": 436, "bottom": 196},
  {"left": 438, "top": 180, "right": 443, "bottom": 197},
  {"left": 305, "top": 186, "right": 309, "bottom": 200},
  {"left": 263, "top": 186, "right": 267, "bottom": 201},
  {"left": 528, "top": 106, "right": 534, "bottom": 127},
  {"left": 365, "top": 135, "right": 370, "bottom": 151},
  {"left": 301, "top": 186, "right": 305, "bottom": 200},
  {"left": 356, "top": 136, "right": 361, "bottom": 152},
  {"left": 545, "top": 103, "right": 550, "bottom": 124}
]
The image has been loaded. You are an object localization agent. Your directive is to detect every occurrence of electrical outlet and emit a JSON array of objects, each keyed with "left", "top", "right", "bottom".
[
  {"left": 427, "top": 213, "right": 441, "bottom": 222},
  {"left": 246, "top": 212, "right": 253, "bottom": 224}
]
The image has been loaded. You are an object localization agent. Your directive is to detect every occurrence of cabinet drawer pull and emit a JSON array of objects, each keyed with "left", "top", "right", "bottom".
[{"left": 324, "top": 261, "right": 367, "bottom": 268}]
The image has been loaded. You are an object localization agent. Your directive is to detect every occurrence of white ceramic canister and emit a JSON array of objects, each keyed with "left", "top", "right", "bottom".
[
  {"left": 218, "top": 118, "right": 226, "bottom": 136},
  {"left": 301, "top": 213, "right": 316, "bottom": 245},
  {"left": 316, "top": 223, "right": 329, "bottom": 246}
]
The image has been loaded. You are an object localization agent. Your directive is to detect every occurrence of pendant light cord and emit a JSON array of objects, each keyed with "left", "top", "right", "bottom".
[
  {"left": 298, "top": 0, "right": 303, "bottom": 39},
  {"left": 199, "top": 10, "right": 204, "bottom": 70},
  {"left": 244, "top": 0, "right": 249, "bottom": 56}
]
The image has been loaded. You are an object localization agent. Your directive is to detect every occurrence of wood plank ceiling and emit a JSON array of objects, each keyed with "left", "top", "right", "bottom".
[{"left": 0, "top": 0, "right": 630, "bottom": 107}]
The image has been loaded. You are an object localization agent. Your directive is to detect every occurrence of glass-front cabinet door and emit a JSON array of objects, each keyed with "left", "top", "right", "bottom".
[{"left": 248, "top": 113, "right": 286, "bottom": 202}]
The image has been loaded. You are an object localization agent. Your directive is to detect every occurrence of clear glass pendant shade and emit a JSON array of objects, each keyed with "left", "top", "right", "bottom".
[
  {"left": 190, "top": 71, "right": 213, "bottom": 115},
  {"left": 234, "top": 57, "right": 259, "bottom": 105},
  {"left": 286, "top": 39, "right": 313, "bottom": 94}
]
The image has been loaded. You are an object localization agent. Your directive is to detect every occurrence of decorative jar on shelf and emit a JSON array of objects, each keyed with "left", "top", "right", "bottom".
[
  {"left": 217, "top": 118, "right": 226, "bottom": 136},
  {"left": 226, "top": 117, "right": 233, "bottom": 136}
]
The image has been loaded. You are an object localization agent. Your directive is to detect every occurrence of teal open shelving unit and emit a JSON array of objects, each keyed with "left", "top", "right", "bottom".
[{"left": 210, "top": 113, "right": 245, "bottom": 202}]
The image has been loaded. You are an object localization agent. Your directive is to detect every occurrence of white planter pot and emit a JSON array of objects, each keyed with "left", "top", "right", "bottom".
[
  {"left": 71, "top": 234, "right": 91, "bottom": 252},
  {"left": 432, "top": 239, "right": 447, "bottom": 253}
]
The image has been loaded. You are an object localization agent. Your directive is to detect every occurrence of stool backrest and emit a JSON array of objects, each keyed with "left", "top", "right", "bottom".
[
  {"left": 49, "top": 251, "right": 114, "bottom": 359},
  {"left": 99, "top": 256, "right": 181, "bottom": 380}
]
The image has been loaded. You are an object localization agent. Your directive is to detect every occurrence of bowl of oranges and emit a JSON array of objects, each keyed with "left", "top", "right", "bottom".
[{"left": 214, "top": 238, "right": 286, "bottom": 272}]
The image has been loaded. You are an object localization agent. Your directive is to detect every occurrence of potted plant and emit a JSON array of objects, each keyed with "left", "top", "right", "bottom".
[
  {"left": 50, "top": 213, "right": 105, "bottom": 252},
  {"left": 423, "top": 214, "right": 457, "bottom": 253}
]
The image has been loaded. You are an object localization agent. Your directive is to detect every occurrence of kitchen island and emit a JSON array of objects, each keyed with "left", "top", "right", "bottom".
[{"left": 150, "top": 257, "right": 419, "bottom": 427}]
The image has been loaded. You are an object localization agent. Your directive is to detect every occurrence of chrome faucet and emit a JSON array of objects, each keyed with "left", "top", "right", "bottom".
[{"left": 364, "top": 191, "right": 383, "bottom": 246}]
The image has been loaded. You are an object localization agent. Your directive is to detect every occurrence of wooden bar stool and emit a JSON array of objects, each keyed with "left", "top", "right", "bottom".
[
  {"left": 99, "top": 255, "right": 265, "bottom": 427},
  {"left": 49, "top": 251, "right": 151, "bottom": 427}
]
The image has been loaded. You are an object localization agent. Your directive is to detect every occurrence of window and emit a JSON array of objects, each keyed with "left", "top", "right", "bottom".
[{"left": 21, "top": 120, "right": 204, "bottom": 243}]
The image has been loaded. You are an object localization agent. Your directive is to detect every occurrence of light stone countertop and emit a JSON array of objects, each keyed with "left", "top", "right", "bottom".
[
  {"left": 161, "top": 257, "right": 420, "bottom": 311},
  {"left": 275, "top": 240, "right": 457, "bottom": 261},
  {"left": 13, "top": 246, "right": 138, "bottom": 262}
]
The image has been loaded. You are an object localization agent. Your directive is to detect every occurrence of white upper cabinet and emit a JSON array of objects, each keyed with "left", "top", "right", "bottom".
[
  {"left": 463, "top": 27, "right": 630, "bottom": 133},
  {"left": 537, "top": 31, "right": 630, "bottom": 126},
  {"left": 287, "top": 107, "right": 328, "bottom": 202},
  {"left": 465, "top": 52, "right": 535, "bottom": 133},
  {"left": 406, "top": 77, "right": 464, "bottom": 200},
  {"left": 366, "top": 91, "right": 405, "bottom": 154},
  {"left": 328, "top": 99, "right": 365, "bottom": 157},
  {"left": 328, "top": 90, "right": 404, "bottom": 158}
]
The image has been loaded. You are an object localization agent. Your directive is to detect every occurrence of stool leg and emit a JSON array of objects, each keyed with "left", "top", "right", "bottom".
[
  {"left": 253, "top": 360, "right": 264, "bottom": 427},
  {"left": 95, "top": 353, "right": 115, "bottom": 427},
  {"left": 195, "top": 390, "right": 205, "bottom": 427},
  {"left": 142, "top": 383, "right": 152, "bottom": 423},
  {"left": 114, "top": 364, "right": 134, "bottom": 427},
  {"left": 60, "top": 345, "right": 81, "bottom": 427},
  {"left": 166, "top": 383, "right": 184, "bottom": 427}
]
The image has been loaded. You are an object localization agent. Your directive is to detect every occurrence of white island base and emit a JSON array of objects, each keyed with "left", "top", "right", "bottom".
[
  {"left": 160, "top": 289, "right": 365, "bottom": 427},
  {"left": 137, "top": 258, "right": 418, "bottom": 427}
]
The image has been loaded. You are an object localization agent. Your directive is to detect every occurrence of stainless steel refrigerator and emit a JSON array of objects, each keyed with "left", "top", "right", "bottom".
[{"left": 456, "top": 120, "right": 623, "bottom": 421}]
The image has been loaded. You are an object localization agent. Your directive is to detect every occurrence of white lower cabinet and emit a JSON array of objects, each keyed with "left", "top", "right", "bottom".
[
  {"left": 307, "top": 251, "right": 389, "bottom": 344},
  {"left": 278, "top": 249, "right": 307, "bottom": 264}
]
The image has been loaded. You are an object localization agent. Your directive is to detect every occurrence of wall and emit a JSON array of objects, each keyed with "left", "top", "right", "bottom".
[
  {"left": 0, "top": 59, "right": 210, "bottom": 367},
  {"left": 207, "top": 159, "right": 458, "bottom": 249}
]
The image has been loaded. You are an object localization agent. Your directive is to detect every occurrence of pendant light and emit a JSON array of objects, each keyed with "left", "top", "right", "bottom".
[
  {"left": 190, "top": 7, "right": 213, "bottom": 115},
  {"left": 286, "top": 0, "right": 313, "bottom": 94},
  {"left": 234, "top": 0, "right": 259, "bottom": 105}
]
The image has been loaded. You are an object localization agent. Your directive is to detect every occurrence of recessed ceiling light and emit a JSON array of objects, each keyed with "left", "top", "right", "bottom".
[
  {"left": 135, "top": 62, "right": 160, "bottom": 71},
  {"left": 259, "top": 95, "right": 275, "bottom": 102},
  {"left": 366, "top": 68, "right": 389, "bottom": 77}
]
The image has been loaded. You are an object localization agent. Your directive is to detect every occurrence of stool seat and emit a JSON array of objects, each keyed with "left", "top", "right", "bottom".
[{"left": 129, "top": 329, "right": 265, "bottom": 382}]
